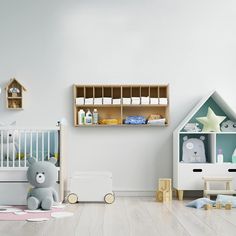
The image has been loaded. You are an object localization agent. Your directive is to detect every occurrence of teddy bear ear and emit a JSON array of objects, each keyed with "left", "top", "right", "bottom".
[
  {"left": 28, "top": 157, "right": 36, "bottom": 165},
  {"left": 200, "top": 136, "right": 205, "bottom": 141},
  {"left": 183, "top": 136, "right": 188, "bottom": 141},
  {"left": 49, "top": 157, "right": 57, "bottom": 165}
]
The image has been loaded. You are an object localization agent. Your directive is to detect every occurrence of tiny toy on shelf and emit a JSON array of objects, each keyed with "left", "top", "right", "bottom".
[
  {"left": 220, "top": 120, "right": 236, "bottom": 132},
  {"left": 99, "top": 119, "right": 120, "bottom": 125},
  {"left": 124, "top": 116, "right": 146, "bottom": 125},
  {"left": 196, "top": 107, "right": 226, "bottom": 132},
  {"left": 182, "top": 136, "right": 206, "bottom": 163},
  {"left": 147, "top": 114, "right": 166, "bottom": 126},
  {"left": 156, "top": 178, "right": 172, "bottom": 202},
  {"left": 9, "top": 87, "right": 20, "bottom": 97},
  {"left": 183, "top": 123, "right": 201, "bottom": 132}
]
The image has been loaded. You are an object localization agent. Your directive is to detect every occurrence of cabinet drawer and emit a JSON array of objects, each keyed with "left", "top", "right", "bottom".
[{"left": 178, "top": 164, "right": 236, "bottom": 190}]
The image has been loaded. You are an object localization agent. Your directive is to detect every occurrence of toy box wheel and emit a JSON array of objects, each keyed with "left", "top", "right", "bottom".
[
  {"left": 67, "top": 193, "right": 78, "bottom": 204},
  {"left": 104, "top": 193, "right": 115, "bottom": 204}
]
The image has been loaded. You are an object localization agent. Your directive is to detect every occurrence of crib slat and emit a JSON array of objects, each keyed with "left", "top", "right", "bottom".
[
  {"left": 24, "top": 131, "right": 27, "bottom": 167},
  {"left": 42, "top": 131, "right": 44, "bottom": 162},
  {"left": 12, "top": 130, "right": 15, "bottom": 168},
  {"left": 36, "top": 131, "right": 38, "bottom": 161},
  {"left": 18, "top": 131, "right": 21, "bottom": 167},
  {"left": 6, "top": 131, "right": 9, "bottom": 167},
  {"left": 48, "top": 131, "right": 50, "bottom": 160},
  {"left": 30, "top": 132, "right": 33, "bottom": 157},
  {"left": 0, "top": 131, "right": 2, "bottom": 167}
]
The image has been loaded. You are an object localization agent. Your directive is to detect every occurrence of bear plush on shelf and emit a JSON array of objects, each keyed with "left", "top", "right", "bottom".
[
  {"left": 27, "top": 157, "right": 59, "bottom": 210},
  {"left": 182, "top": 136, "right": 206, "bottom": 163}
]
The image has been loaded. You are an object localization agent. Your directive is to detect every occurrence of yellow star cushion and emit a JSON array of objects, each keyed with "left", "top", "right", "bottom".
[{"left": 196, "top": 107, "right": 226, "bottom": 132}]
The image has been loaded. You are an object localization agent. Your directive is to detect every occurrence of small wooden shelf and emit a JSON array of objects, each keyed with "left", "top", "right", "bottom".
[
  {"left": 73, "top": 84, "right": 169, "bottom": 127},
  {"left": 5, "top": 78, "right": 26, "bottom": 110},
  {"left": 75, "top": 124, "right": 168, "bottom": 127}
]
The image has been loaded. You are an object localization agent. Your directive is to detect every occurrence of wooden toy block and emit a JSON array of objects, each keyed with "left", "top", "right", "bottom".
[
  {"left": 225, "top": 203, "right": 232, "bottom": 210},
  {"left": 204, "top": 204, "right": 212, "bottom": 210},
  {"left": 156, "top": 190, "right": 164, "bottom": 202},
  {"left": 215, "top": 202, "right": 222, "bottom": 209},
  {"left": 159, "top": 178, "right": 172, "bottom": 192},
  {"left": 157, "top": 178, "right": 172, "bottom": 202}
]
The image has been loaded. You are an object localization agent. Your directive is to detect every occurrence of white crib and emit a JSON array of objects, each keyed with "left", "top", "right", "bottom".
[{"left": 0, "top": 124, "right": 66, "bottom": 205}]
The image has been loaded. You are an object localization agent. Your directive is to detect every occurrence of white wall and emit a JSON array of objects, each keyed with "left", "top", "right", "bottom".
[{"left": 0, "top": 0, "right": 236, "bottom": 193}]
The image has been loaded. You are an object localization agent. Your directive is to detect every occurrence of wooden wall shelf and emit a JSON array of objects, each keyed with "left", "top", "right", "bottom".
[
  {"left": 5, "top": 78, "right": 26, "bottom": 110},
  {"left": 73, "top": 84, "right": 169, "bottom": 127}
]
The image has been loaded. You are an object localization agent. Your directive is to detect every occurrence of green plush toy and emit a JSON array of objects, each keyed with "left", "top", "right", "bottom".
[{"left": 196, "top": 107, "right": 226, "bottom": 132}]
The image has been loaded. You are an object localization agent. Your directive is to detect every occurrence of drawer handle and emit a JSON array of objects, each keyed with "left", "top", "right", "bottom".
[
  {"left": 193, "top": 169, "right": 202, "bottom": 172},
  {"left": 228, "top": 169, "right": 236, "bottom": 172}
]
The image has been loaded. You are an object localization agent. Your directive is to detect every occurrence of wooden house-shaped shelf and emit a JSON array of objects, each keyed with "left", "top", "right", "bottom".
[
  {"left": 173, "top": 91, "right": 236, "bottom": 200},
  {"left": 5, "top": 78, "right": 26, "bottom": 110}
]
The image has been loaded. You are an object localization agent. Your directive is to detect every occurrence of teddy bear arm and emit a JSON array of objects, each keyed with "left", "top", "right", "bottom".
[
  {"left": 52, "top": 188, "right": 59, "bottom": 202},
  {"left": 27, "top": 190, "right": 32, "bottom": 199}
]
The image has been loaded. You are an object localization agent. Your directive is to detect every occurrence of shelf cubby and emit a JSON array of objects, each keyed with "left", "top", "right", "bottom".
[
  {"left": 216, "top": 133, "right": 236, "bottom": 163},
  {"left": 122, "top": 86, "right": 131, "bottom": 98},
  {"left": 94, "top": 86, "right": 103, "bottom": 98},
  {"left": 159, "top": 86, "right": 168, "bottom": 98},
  {"left": 85, "top": 86, "right": 93, "bottom": 98},
  {"left": 103, "top": 86, "right": 112, "bottom": 98},
  {"left": 76, "top": 86, "right": 85, "bottom": 98},
  {"left": 112, "top": 87, "right": 121, "bottom": 99},
  {"left": 141, "top": 86, "right": 149, "bottom": 97},
  {"left": 131, "top": 86, "right": 140, "bottom": 97},
  {"left": 150, "top": 86, "right": 159, "bottom": 98},
  {"left": 179, "top": 133, "right": 215, "bottom": 163}
]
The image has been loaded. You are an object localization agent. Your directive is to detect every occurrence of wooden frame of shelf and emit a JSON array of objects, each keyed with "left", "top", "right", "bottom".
[
  {"left": 5, "top": 78, "right": 26, "bottom": 110},
  {"left": 73, "top": 84, "right": 169, "bottom": 127}
]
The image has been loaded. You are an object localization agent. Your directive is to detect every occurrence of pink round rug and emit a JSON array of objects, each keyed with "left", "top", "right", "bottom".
[{"left": 0, "top": 205, "right": 66, "bottom": 221}]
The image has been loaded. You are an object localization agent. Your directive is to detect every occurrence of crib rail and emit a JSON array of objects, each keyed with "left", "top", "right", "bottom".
[{"left": 0, "top": 127, "right": 60, "bottom": 169}]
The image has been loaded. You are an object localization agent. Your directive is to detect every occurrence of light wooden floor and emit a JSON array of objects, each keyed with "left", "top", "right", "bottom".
[{"left": 1, "top": 197, "right": 236, "bottom": 236}]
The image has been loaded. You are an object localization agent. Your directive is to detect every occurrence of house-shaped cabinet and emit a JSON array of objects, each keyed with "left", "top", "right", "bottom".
[
  {"left": 5, "top": 78, "right": 26, "bottom": 110},
  {"left": 173, "top": 91, "right": 236, "bottom": 200}
]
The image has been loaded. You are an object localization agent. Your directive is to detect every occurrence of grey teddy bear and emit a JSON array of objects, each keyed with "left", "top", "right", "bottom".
[{"left": 27, "top": 157, "right": 59, "bottom": 210}]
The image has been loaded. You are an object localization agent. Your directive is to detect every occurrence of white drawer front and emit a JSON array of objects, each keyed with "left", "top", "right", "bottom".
[{"left": 178, "top": 164, "right": 236, "bottom": 190}]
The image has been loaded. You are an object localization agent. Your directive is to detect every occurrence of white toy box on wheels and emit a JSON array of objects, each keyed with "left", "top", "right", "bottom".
[{"left": 67, "top": 171, "right": 115, "bottom": 204}]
